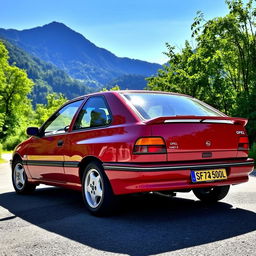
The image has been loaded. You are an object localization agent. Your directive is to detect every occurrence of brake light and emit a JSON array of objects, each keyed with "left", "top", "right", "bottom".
[
  {"left": 134, "top": 137, "right": 166, "bottom": 154},
  {"left": 238, "top": 136, "right": 249, "bottom": 151}
]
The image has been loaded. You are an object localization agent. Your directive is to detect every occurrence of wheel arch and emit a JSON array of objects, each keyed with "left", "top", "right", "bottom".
[
  {"left": 78, "top": 156, "right": 103, "bottom": 182},
  {"left": 12, "top": 153, "right": 23, "bottom": 168}
]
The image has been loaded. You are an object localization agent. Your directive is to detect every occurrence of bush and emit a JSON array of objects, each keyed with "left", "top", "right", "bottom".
[
  {"left": 2, "top": 135, "right": 24, "bottom": 151},
  {"left": 249, "top": 143, "right": 256, "bottom": 163},
  {"left": 0, "top": 143, "right": 2, "bottom": 158}
]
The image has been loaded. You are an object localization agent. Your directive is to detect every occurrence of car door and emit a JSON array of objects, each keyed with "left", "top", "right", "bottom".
[
  {"left": 63, "top": 96, "right": 113, "bottom": 183},
  {"left": 26, "top": 99, "right": 84, "bottom": 182}
]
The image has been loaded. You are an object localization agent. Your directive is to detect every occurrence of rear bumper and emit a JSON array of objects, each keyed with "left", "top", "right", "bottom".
[{"left": 104, "top": 159, "right": 254, "bottom": 195}]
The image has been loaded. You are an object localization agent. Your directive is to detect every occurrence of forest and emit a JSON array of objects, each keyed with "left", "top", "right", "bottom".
[{"left": 0, "top": 0, "right": 256, "bottom": 160}]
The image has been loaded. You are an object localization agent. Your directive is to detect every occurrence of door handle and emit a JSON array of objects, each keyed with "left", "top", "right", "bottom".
[{"left": 57, "top": 140, "right": 64, "bottom": 147}]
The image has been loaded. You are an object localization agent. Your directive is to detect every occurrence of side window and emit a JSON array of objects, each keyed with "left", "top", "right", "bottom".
[
  {"left": 43, "top": 100, "right": 83, "bottom": 136},
  {"left": 74, "top": 96, "right": 111, "bottom": 130}
]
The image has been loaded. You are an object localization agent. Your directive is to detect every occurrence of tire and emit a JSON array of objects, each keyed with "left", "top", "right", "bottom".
[
  {"left": 12, "top": 159, "right": 36, "bottom": 194},
  {"left": 193, "top": 185, "right": 230, "bottom": 202},
  {"left": 82, "top": 161, "right": 118, "bottom": 216}
]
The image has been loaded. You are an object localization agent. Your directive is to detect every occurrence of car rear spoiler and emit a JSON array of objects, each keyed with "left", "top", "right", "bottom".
[{"left": 144, "top": 116, "right": 248, "bottom": 126}]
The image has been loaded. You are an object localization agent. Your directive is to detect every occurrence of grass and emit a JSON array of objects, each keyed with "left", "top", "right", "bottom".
[
  {"left": 0, "top": 158, "right": 6, "bottom": 164},
  {"left": 2, "top": 150, "right": 12, "bottom": 154}
]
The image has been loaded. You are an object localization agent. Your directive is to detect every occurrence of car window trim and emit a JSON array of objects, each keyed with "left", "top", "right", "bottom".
[
  {"left": 39, "top": 98, "right": 85, "bottom": 138},
  {"left": 119, "top": 93, "right": 146, "bottom": 121},
  {"left": 71, "top": 95, "right": 113, "bottom": 132}
]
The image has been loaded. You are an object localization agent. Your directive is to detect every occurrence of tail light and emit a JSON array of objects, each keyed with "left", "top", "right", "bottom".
[
  {"left": 238, "top": 136, "right": 249, "bottom": 152},
  {"left": 133, "top": 137, "right": 166, "bottom": 154}
]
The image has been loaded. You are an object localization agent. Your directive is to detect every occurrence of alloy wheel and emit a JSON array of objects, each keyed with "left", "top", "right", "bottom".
[
  {"left": 84, "top": 168, "right": 103, "bottom": 208},
  {"left": 14, "top": 163, "right": 26, "bottom": 190}
]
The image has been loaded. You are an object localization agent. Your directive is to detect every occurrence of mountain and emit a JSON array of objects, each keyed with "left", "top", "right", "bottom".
[
  {"left": 1, "top": 39, "right": 94, "bottom": 105},
  {"left": 0, "top": 22, "right": 161, "bottom": 86},
  {"left": 106, "top": 74, "right": 148, "bottom": 90}
]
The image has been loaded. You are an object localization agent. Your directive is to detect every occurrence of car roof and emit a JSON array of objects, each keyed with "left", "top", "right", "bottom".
[{"left": 71, "top": 90, "right": 192, "bottom": 102}]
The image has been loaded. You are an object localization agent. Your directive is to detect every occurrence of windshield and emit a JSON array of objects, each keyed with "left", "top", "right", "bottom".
[{"left": 123, "top": 93, "right": 223, "bottom": 120}]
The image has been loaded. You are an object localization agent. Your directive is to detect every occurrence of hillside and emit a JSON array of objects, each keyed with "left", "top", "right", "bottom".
[
  {"left": 0, "top": 22, "right": 161, "bottom": 86},
  {"left": 107, "top": 74, "right": 147, "bottom": 90},
  {"left": 1, "top": 39, "right": 94, "bottom": 104}
]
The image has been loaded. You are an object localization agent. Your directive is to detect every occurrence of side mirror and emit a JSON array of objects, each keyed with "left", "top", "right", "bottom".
[{"left": 26, "top": 127, "right": 40, "bottom": 136}]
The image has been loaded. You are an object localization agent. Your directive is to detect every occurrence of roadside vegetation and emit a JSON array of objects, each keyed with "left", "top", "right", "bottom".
[
  {"left": 0, "top": 41, "right": 68, "bottom": 150},
  {"left": 147, "top": 0, "right": 256, "bottom": 146},
  {"left": 0, "top": 144, "right": 4, "bottom": 163},
  {"left": 0, "top": 145, "right": 12, "bottom": 163},
  {"left": 0, "top": 0, "right": 255, "bottom": 162},
  {"left": 249, "top": 142, "right": 256, "bottom": 161}
]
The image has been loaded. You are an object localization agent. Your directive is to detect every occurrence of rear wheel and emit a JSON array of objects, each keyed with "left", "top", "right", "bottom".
[
  {"left": 193, "top": 185, "right": 230, "bottom": 202},
  {"left": 82, "top": 161, "right": 117, "bottom": 216},
  {"left": 12, "top": 159, "right": 36, "bottom": 194}
]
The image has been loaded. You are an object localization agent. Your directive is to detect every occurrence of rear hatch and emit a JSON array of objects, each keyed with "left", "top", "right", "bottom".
[
  {"left": 121, "top": 92, "right": 249, "bottom": 162},
  {"left": 146, "top": 116, "right": 248, "bottom": 161}
]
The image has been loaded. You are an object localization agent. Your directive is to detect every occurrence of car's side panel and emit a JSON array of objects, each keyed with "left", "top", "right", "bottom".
[
  {"left": 61, "top": 92, "right": 167, "bottom": 183},
  {"left": 24, "top": 134, "right": 67, "bottom": 182},
  {"left": 58, "top": 93, "right": 147, "bottom": 182},
  {"left": 63, "top": 124, "right": 153, "bottom": 181},
  {"left": 16, "top": 98, "right": 86, "bottom": 183}
]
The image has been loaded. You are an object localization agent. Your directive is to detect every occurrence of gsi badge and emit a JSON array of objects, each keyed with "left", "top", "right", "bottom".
[{"left": 236, "top": 131, "right": 245, "bottom": 135}]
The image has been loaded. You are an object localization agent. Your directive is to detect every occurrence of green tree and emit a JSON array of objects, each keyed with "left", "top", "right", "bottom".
[
  {"left": 147, "top": 41, "right": 236, "bottom": 114},
  {"left": 192, "top": 0, "right": 256, "bottom": 140},
  {"left": 192, "top": 1, "right": 256, "bottom": 99},
  {"left": 0, "top": 41, "right": 34, "bottom": 147}
]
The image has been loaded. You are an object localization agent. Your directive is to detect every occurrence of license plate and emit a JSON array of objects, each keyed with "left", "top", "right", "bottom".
[{"left": 191, "top": 169, "right": 227, "bottom": 183}]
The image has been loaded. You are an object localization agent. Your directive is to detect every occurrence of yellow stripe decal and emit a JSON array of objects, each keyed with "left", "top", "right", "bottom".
[{"left": 27, "top": 155, "right": 64, "bottom": 161}]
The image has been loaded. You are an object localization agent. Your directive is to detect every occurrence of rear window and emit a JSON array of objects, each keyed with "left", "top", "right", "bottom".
[{"left": 123, "top": 93, "right": 222, "bottom": 120}]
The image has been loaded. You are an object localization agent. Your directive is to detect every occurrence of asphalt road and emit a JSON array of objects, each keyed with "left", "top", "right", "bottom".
[{"left": 0, "top": 162, "right": 256, "bottom": 256}]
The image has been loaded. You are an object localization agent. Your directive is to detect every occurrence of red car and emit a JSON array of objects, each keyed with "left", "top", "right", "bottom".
[{"left": 11, "top": 91, "right": 254, "bottom": 215}]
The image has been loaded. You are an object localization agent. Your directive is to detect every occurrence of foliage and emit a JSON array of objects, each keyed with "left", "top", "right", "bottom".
[
  {"left": 249, "top": 142, "right": 256, "bottom": 163},
  {"left": 147, "top": 0, "right": 256, "bottom": 143},
  {"left": 1, "top": 93, "right": 67, "bottom": 150},
  {"left": 0, "top": 143, "right": 2, "bottom": 162},
  {"left": 0, "top": 41, "right": 34, "bottom": 146},
  {"left": 101, "top": 85, "right": 120, "bottom": 91},
  {"left": 0, "top": 42, "right": 68, "bottom": 150},
  {"left": 33, "top": 93, "right": 68, "bottom": 127}
]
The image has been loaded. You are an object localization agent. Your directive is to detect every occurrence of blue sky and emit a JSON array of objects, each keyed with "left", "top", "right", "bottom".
[{"left": 1, "top": 0, "right": 228, "bottom": 64}]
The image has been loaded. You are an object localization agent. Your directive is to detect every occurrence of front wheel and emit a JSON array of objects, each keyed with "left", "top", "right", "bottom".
[
  {"left": 12, "top": 159, "right": 36, "bottom": 194},
  {"left": 82, "top": 161, "right": 118, "bottom": 216},
  {"left": 193, "top": 185, "right": 230, "bottom": 202}
]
